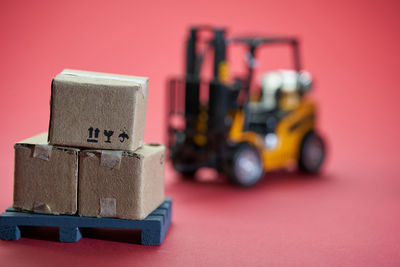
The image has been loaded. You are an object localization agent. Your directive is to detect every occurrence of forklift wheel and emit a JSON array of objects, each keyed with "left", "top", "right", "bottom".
[
  {"left": 299, "top": 131, "right": 326, "bottom": 174},
  {"left": 228, "top": 143, "right": 264, "bottom": 187},
  {"left": 178, "top": 170, "right": 197, "bottom": 179}
]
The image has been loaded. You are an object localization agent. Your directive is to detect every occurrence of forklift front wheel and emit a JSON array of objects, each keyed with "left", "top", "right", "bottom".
[
  {"left": 299, "top": 131, "right": 326, "bottom": 174},
  {"left": 228, "top": 143, "right": 264, "bottom": 187}
]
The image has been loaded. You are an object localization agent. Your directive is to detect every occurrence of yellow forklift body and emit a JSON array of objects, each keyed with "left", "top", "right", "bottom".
[{"left": 228, "top": 98, "right": 316, "bottom": 171}]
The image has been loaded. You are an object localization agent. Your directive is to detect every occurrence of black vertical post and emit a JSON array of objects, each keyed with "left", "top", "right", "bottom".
[
  {"left": 186, "top": 28, "right": 197, "bottom": 78},
  {"left": 185, "top": 28, "right": 200, "bottom": 134},
  {"left": 208, "top": 28, "right": 227, "bottom": 133},
  {"left": 292, "top": 40, "right": 301, "bottom": 71},
  {"left": 246, "top": 44, "right": 257, "bottom": 96},
  {"left": 212, "top": 29, "right": 226, "bottom": 82},
  {"left": 208, "top": 28, "right": 228, "bottom": 165}
]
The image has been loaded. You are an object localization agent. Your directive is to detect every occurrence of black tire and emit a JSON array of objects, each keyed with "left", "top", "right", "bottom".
[
  {"left": 298, "top": 131, "right": 326, "bottom": 174},
  {"left": 178, "top": 169, "right": 197, "bottom": 179},
  {"left": 227, "top": 142, "right": 264, "bottom": 187}
]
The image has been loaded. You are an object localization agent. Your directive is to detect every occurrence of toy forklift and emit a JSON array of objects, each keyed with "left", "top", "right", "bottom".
[{"left": 167, "top": 26, "right": 326, "bottom": 187}]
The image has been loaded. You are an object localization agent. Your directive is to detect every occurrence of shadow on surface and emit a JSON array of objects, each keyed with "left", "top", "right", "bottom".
[
  {"left": 170, "top": 167, "right": 332, "bottom": 188},
  {"left": 18, "top": 226, "right": 142, "bottom": 244},
  {"left": 80, "top": 228, "right": 142, "bottom": 244},
  {"left": 19, "top": 226, "right": 59, "bottom": 242},
  {"left": 165, "top": 166, "right": 335, "bottom": 205}
]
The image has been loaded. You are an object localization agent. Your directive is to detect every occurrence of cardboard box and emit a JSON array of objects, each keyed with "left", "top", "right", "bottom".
[
  {"left": 78, "top": 144, "right": 165, "bottom": 220},
  {"left": 49, "top": 69, "right": 148, "bottom": 151},
  {"left": 13, "top": 133, "right": 79, "bottom": 215}
]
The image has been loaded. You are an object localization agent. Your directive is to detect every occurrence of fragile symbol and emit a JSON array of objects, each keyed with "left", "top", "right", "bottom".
[
  {"left": 118, "top": 131, "right": 129, "bottom": 143},
  {"left": 104, "top": 130, "right": 114, "bottom": 143},
  {"left": 87, "top": 127, "right": 100, "bottom": 143}
]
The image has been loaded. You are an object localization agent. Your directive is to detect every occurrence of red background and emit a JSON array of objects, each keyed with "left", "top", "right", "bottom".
[{"left": 1, "top": 0, "right": 400, "bottom": 266}]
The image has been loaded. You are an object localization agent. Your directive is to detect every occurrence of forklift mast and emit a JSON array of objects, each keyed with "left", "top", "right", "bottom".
[
  {"left": 184, "top": 26, "right": 228, "bottom": 134},
  {"left": 182, "top": 27, "right": 231, "bottom": 164},
  {"left": 165, "top": 26, "right": 233, "bottom": 171},
  {"left": 185, "top": 26, "right": 227, "bottom": 80}
]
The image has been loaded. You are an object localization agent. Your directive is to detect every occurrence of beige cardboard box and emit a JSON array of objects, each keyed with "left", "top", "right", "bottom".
[
  {"left": 13, "top": 133, "right": 79, "bottom": 215},
  {"left": 79, "top": 144, "right": 165, "bottom": 220},
  {"left": 49, "top": 69, "right": 148, "bottom": 151}
]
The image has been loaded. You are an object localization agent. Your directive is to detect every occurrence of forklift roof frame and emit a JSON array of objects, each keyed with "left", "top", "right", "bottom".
[
  {"left": 228, "top": 36, "right": 301, "bottom": 71},
  {"left": 185, "top": 27, "right": 302, "bottom": 87}
]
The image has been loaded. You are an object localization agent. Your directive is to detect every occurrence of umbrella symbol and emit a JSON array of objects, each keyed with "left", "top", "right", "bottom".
[{"left": 118, "top": 131, "right": 129, "bottom": 143}]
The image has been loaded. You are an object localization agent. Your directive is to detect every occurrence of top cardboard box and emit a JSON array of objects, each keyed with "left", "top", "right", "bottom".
[{"left": 48, "top": 69, "right": 148, "bottom": 151}]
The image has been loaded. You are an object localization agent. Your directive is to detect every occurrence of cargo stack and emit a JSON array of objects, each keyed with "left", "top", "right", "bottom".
[{"left": 13, "top": 69, "right": 165, "bottom": 220}]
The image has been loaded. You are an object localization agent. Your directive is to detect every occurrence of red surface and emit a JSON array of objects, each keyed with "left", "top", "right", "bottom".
[{"left": 1, "top": 0, "right": 400, "bottom": 266}]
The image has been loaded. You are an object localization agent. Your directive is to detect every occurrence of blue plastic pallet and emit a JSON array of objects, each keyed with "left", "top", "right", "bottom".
[{"left": 0, "top": 198, "right": 172, "bottom": 245}]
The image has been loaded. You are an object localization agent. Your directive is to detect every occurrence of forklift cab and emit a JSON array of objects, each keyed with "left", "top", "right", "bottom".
[{"left": 258, "top": 70, "right": 313, "bottom": 111}]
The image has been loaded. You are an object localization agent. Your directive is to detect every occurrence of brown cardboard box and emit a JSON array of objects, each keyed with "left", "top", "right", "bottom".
[
  {"left": 78, "top": 144, "right": 165, "bottom": 220},
  {"left": 13, "top": 133, "right": 79, "bottom": 215},
  {"left": 49, "top": 69, "right": 148, "bottom": 151}
]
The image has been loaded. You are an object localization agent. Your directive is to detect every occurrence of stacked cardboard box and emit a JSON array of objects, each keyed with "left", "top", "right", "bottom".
[
  {"left": 13, "top": 69, "right": 165, "bottom": 220},
  {"left": 13, "top": 133, "right": 79, "bottom": 215}
]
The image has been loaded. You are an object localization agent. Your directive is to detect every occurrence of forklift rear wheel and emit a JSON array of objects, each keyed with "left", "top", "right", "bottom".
[
  {"left": 228, "top": 143, "right": 264, "bottom": 187},
  {"left": 299, "top": 131, "right": 325, "bottom": 174}
]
